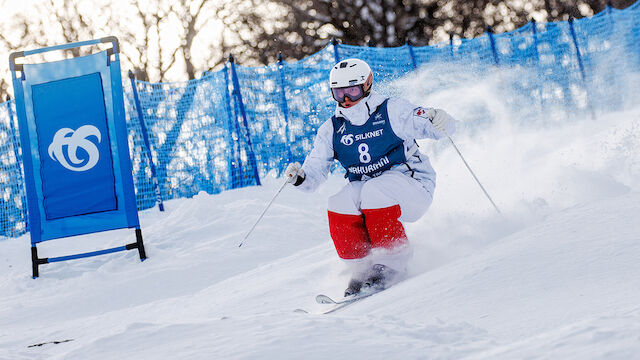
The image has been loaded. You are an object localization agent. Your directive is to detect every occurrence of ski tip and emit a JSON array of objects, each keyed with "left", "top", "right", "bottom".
[{"left": 315, "top": 294, "right": 337, "bottom": 304}]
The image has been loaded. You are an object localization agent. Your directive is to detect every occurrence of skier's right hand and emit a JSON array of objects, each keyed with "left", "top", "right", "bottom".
[
  {"left": 285, "top": 162, "right": 305, "bottom": 185},
  {"left": 428, "top": 108, "right": 454, "bottom": 134}
]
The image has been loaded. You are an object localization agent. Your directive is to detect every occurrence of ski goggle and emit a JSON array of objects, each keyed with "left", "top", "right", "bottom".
[{"left": 331, "top": 84, "right": 365, "bottom": 103}]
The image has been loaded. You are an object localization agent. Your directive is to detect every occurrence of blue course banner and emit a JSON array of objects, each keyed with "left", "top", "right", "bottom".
[
  {"left": 10, "top": 38, "right": 146, "bottom": 278},
  {"left": 32, "top": 73, "right": 117, "bottom": 220},
  {"left": 12, "top": 48, "right": 140, "bottom": 243}
]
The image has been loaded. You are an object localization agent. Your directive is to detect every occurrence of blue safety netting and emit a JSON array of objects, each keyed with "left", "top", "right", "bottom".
[
  {"left": 0, "top": 100, "right": 27, "bottom": 237},
  {"left": 1, "top": 3, "right": 639, "bottom": 238}
]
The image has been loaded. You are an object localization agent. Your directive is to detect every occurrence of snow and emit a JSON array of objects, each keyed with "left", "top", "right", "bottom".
[{"left": 1, "top": 65, "right": 639, "bottom": 359}]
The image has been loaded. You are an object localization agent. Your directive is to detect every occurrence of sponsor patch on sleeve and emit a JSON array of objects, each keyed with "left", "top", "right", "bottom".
[{"left": 413, "top": 107, "right": 430, "bottom": 119}]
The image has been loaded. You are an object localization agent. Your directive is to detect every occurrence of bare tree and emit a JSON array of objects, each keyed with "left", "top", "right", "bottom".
[
  {"left": 218, "top": 0, "right": 638, "bottom": 65},
  {"left": 0, "top": 0, "right": 231, "bottom": 97},
  {"left": 0, "top": 0, "right": 111, "bottom": 98},
  {"left": 0, "top": 0, "right": 637, "bottom": 99}
]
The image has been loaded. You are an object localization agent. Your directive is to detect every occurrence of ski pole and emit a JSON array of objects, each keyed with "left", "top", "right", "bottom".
[
  {"left": 446, "top": 133, "right": 502, "bottom": 214},
  {"left": 238, "top": 179, "right": 289, "bottom": 247}
]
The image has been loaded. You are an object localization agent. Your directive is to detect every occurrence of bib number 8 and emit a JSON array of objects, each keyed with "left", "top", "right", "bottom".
[{"left": 358, "top": 143, "right": 371, "bottom": 163}]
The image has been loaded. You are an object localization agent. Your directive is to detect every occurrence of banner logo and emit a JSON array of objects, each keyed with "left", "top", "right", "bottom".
[{"left": 48, "top": 125, "right": 102, "bottom": 172}]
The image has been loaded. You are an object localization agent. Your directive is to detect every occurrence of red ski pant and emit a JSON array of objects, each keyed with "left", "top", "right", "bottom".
[{"left": 327, "top": 171, "right": 432, "bottom": 260}]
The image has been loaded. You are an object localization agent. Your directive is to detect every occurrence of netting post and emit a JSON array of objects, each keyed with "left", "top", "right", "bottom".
[
  {"left": 223, "top": 62, "right": 242, "bottom": 189},
  {"left": 407, "top": 40, "right": 417, "bottom": 69},
  {"left": 449, "top": 33, "right": 455, "bottom": 59},
  {"left": 229, "top": 54, "right": 261, "bottom": 186},
  {"left": 277, "top": 53, "right": 293, "bottom": 164},
  {"left": 128, "top": 71, "right": 164, "bottom": 212},
  {"left": 332, "top": 38, "right": 341, "bottom": 63},
  {"left": 487, "top": 26, "right": 500, "bottom": 65},
  {"left": 6, "top": 96, "right": 28, "bottom": 233},
  {"left": 568, "top": 17, "right": 596, "bottom": 120},
  {"left": 531, "top": 19, "right": 544, "bottom": 113},
  {"left": 531, "top": 20, "right": 541, "bottom": 63},
  {"left": 605, "top": 1, "right": 615, "bottom": 27}
]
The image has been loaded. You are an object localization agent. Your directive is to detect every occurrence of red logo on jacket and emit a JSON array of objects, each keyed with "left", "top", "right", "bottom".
[{"left": 413, "top": 107, "right": 429, "bottom": 119}]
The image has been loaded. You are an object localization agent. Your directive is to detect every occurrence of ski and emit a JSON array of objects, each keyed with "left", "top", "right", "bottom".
[
  {"left": 316, "top": 293, "right": 371, "bottom": 305},
  {"left": 315, "top": 288, "right": 383, "bottom": 314},
  {"left": 294, "top": 289, "right": 384, "bottom": 314}
]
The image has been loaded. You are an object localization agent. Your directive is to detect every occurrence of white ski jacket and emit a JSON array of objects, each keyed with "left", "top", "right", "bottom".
[{"left": 299, "top": 91, "right": 455, "bottom": 195}]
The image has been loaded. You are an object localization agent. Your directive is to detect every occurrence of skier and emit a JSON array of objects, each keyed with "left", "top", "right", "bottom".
[{"left": 285, "top": 58, "right": 456, "bottom": 297}]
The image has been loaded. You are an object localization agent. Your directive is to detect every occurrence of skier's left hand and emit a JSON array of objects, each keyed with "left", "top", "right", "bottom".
[{"left": 428, "top": 108, "right": 454, "bottom": 134}]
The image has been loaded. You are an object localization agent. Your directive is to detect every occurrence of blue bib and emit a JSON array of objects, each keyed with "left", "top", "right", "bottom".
[{"left": 332, "top": 99, "right": 406, "bottom": 181}]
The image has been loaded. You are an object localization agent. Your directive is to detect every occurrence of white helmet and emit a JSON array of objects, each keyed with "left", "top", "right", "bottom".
[
  {"left": 329, "top": 58, "right": 372, "bottom": 88},
  {"left": 329, "top": 59, "right": 373, "bottom": 103}
]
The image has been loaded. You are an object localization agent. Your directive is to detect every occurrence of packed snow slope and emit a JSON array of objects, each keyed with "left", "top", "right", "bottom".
[{"left": 1, "top": 66, "right": 639, "bottom": 359}]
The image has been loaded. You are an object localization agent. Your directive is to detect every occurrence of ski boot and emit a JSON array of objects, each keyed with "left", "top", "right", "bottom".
[
  {"left": 344, "top": 278, "right": 363, "bottom": 297},
  {"left": 363, "top": 264, "right": 397, "bottom": 291}
]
